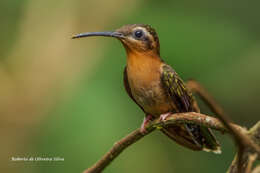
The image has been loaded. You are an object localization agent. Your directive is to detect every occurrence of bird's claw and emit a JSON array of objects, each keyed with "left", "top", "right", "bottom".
[
  {"left": 140, "top": 115, "right": 153, "bottom": 134},
  {"left": 140, "top": 125, "right": 147, "bottom": 134},
  {"left": 159, "top": 112, "right": 172, "bottom": 121}
]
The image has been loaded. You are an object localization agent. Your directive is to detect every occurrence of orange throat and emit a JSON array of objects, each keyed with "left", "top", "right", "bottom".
[
  {"left": 126, "top": 51, "right": 162, "bottom": 89},
  {"left": 126, "top": 51, "right": 162, "bottom": 74}
]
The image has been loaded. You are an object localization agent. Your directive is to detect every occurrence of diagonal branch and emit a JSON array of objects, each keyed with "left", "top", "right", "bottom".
[
  {"left": 83, "top": 80, "right": 259, "bottom": 173},
  {"left": 187, "top": 80, "right": 260, "bottom": 173},
  {"left": 83, "top": 112, "right": 248, "bottom": 173},
  {"left": 187, "top": 80, "right": 260, "bottom": 153}
]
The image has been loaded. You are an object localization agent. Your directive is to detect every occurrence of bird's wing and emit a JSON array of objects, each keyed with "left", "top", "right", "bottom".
[
  {"left": 160, "top": 64, "right": 221, "bottom": 152},
  {"left": 160, "top": 64, "right": 194, "bottom": 112},
  {"left": 123, "top": 67, "right": 146, "bottom": 113}
]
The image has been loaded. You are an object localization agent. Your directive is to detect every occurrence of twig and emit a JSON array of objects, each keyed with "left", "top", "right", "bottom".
[
  {"left": 252, "top": 165, "right": 260, "bottom": 173},
  {"left": 245, "top": 154, "right": 257, "bottom": 173},
  {"left": 83, "top": 112, "right": 245, "bottom": 173},
  {"left": 83, "top": 128, "right": 154, "bottom": 173},
  {"left": 228, "top": 121, "right": 260, "bottom": 173},
  {"left": 83, "top": 80, "right": 259, "bottom": 173},
  {"left": 187, "top": 80, "right": 260, "bottom": 173},
  {"left": 186, "top": 80, "right": 260, "bottom": 154}
]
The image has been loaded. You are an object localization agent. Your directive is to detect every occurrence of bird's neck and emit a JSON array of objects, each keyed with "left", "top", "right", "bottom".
[
  {"left": 126, "top": 51, "right": 163, "bottom": 84},
  {"left": 127, "top": 51, "right": 162, "bottom": 71}
]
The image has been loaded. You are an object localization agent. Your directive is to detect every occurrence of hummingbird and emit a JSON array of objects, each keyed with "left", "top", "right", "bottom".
[{"left": 72, "top": 24, "right": 221, "bottom": 153}]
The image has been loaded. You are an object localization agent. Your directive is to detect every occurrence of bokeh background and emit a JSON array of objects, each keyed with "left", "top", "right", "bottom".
[{"left": 1, "top": 0, "right": 260, "bottom": 172}]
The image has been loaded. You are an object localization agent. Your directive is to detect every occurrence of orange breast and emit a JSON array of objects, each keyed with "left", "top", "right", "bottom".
[{"left": 126, "top": 52, "right": 172, "bottom": 116}]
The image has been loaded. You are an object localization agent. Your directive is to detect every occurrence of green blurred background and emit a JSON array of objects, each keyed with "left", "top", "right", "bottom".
[{"left": 1, "top": 0, "right": 259, "bottom": 172}]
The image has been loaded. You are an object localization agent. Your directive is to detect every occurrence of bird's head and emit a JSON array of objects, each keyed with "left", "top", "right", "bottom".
[{"left": 72, "top": 24, "right": 160, "bottom": 56}]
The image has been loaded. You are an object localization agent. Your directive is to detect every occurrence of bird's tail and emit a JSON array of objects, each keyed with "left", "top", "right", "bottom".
[{"left": 161, "top": 124, "right": 221, "bottom": 153}]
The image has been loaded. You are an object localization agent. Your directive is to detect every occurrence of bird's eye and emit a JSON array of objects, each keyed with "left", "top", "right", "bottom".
[{"left": 134, "top": 30, "right": 143, "bottom": 39}]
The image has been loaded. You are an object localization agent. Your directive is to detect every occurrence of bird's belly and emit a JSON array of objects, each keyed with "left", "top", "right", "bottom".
[{"left": 131, "top": 81, "right": 172, "bottom": 117}]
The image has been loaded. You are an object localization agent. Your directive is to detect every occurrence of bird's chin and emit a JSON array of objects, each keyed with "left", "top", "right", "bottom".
[
  {"left": 120, "top": 42, "right": 132, "bottom": 53},
  {"left": 119, "top": 39, "right": 130, "bottom": 48},
  {"left": 118, "top": 37, "right": 127, "bottom": 43}
]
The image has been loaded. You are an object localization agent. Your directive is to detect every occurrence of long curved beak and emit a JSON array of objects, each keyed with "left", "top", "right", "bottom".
[{"left": 72, "top": 31, "right": 124, "bottom": 39}]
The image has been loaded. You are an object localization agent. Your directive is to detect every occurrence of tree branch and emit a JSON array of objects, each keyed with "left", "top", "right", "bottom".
[
  {"left": 228, "top": 122, "right": 260, "bottom": 173},
  {"left": 83, "top": 80, "right": 260, "bottom": 173},
  {"left": 252, "top": 165, "right": 260, "bottom": 173},
  {"left": 83, "top": 112, "right": 255, "bottom": 173},
  {"left": 186, "top": 80, "right": 260, "bottom": 155},
  {"left": 187, "top": 80, "right": 260, "bottom": 173}
]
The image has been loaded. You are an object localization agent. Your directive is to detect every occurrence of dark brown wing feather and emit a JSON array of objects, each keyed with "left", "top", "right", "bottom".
[{"left": 161, "top": 64, "right": 220, "bottom": 152}]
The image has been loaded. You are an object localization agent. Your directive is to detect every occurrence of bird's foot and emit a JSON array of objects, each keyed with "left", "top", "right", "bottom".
[
  {"left": 140, "top": 115, "right": 153, "bottom": 134},
  {"left": 159, "top": 112, "right": 172, "bottom": 121}
]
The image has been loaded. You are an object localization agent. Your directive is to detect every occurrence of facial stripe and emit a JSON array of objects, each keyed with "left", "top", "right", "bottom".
[
  {"left": 116, "top": 24, "right": 160, "bottom": 54},
  {"left": 133, "top": 27, "right": 157, "bottom": 50}
]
